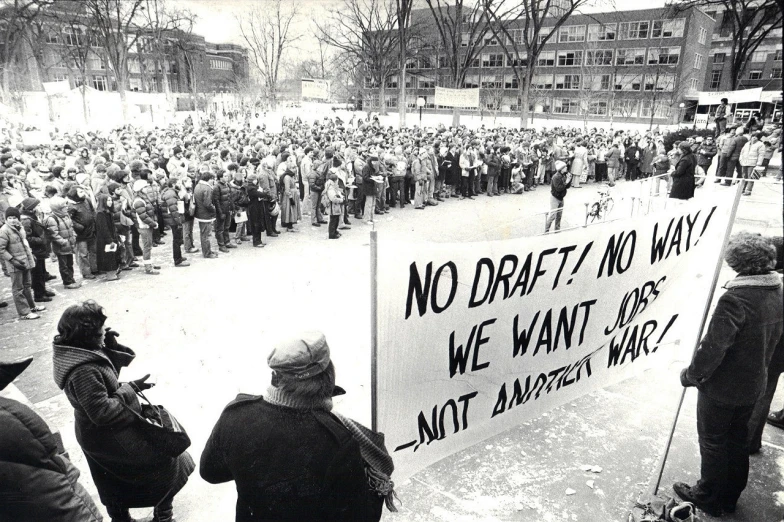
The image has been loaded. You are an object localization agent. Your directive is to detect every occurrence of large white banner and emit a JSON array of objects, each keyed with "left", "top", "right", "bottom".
[
  {"left": 434, "top": 86, "right": 480, "bottom": 108},
  {"left": 301, "top": 78, "right": 330, "bottom": 100},
  {"left": 698, "top": 88, "right": 763, "bottom": 105},
  {"left": 376, "top": 190, "right": 737, "bottom": 480}
]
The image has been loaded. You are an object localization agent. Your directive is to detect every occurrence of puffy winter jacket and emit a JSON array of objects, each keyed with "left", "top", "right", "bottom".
[
  {"left": 68, "top": 198, "right": 96, "bottom": 241},
  {"left": 44, "top": 212, "right": 77, "bottom": 255},
  {"left": 160, "top": 187, "right": 183, "bottom": 226},
  {"left": 193, "top": 181, "right": 216, "bottom": 220},
  {"left": 132, "top": 190, "right": 157, "bottom": 229},
  {"left": 0, "top": 222, "right": 35, "bottom": 273},
  {"left": 696, "top": 143, "right": 718, "bottom": 167},
  {"left": 739, "top": 140, "right": 766, "bottom": 167},
  {"left": 20, "top": 212, "right": 48, "bottom": 259},
  {"left": 212, "top": 180, "right": 235, "bottom": 218},
  {"left": 0, "top": 396, "right": 103, "bottom": 522}
]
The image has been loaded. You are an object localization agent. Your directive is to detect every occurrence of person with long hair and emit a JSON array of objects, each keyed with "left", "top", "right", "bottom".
[{"left": 52, "top": 301, "right": 194, "bottom": 522}]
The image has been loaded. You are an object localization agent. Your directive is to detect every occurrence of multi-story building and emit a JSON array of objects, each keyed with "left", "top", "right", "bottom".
[
  {"left": 0, "top": 4, "right": 249, "bottom": 98},
  {"left": 363, "top": 6, "right": 718, "bottom": 125}
]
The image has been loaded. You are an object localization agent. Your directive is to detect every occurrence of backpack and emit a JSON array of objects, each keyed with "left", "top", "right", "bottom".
[
  {"left": 237, "top": 186, "right": 250, "bottom": 207},
  {"left": 311, "top": 160, "right": 328, "bottom": 192}
]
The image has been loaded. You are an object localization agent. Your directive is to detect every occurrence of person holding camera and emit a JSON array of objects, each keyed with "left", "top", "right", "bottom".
[{"left": 52, "top": 301, "right": 194, "bottom": 522}]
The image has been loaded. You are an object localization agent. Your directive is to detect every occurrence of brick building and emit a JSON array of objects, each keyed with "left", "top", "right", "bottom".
[{"left": 364, "top": 6, "right": 719, "bottom": 125}]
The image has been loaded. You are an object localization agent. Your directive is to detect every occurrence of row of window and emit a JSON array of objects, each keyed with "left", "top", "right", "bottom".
[
  {"left": 407, "top": 47, "right": 685, "bottom": 70},
  {"left": 210, "top": 59, "right": 232, "bottom": 70},
  {"left": 712, "top": 49, "right": 782, "bottom": 64},
  {"left": 366, "top": 95, "right": 672, "bottom": 119},
  {"left": 371, "top": 72, "right": 686, "bottom": 93},
  {"left": 460, "top": 19, "right": 693, "bottom": 48}
]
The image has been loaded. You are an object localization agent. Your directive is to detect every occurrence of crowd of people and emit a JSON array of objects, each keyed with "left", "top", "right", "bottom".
[{"left": 0, "top": 113, "right": 781, "bottom": 320}]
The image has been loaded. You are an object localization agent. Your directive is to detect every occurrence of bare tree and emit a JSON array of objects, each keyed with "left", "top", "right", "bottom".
[
  {"left": 671, "top": 0, "right": 781, "bottom": 90},
  {"left": 316, "top": 0, "right": 401, "bottom": 116},
  {"left": 421, "top": 0, "right": 496, "bottom": 126},
  {"left": 236, "top": 0, "right": 300, "bottom": 111},
  {"left": 484, "top": 0, "right": 592, "bottom": 128},
  {"left": 395, "top": 0, "right": 417, "bottom": 127},
  {"left": 138, "top": 0, "right": 195, "bottom": 98}
]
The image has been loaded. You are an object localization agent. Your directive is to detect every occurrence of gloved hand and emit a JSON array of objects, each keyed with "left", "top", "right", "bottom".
[
  {"left": 680, "top": 368, "right": 696, "bottom": 388},
  {"left": 130, "top": 374, "right": 155, "bottom": 391},
  {"left": 103, "top": 328, "right": 121, "bottom": 350},
  {"left": 10, "top": 260, "right": 26, "bottom": 270}
]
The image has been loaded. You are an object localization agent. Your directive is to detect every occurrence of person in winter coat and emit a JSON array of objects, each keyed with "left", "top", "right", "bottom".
[
  {"left": 324, "top": 173, "right": 344, "bottom": 239},
  {"left": 362, "top": 155, "right": 380, "bottom": 223},
  {"left": 696, "top": 136, "right": 718, "bottom": 176},
  {"left": 131, "top": 179, "right": 160, "bottom": 275},
  {"left": 230, "top": 170, "right": 249, "bottom": 245},
  {"left": 280, "top": 168, "right": 301, "bottom": 232},
  {"left": 94, "top": 193, "right": 121, "bottom": 281},
  {"left": 212, "top": 170, "right": 236, "bottom": 253},
  {"left": 669, "top": 142, "right": 696, "bottom": 201},
  {"left": 675, "top": 232, "right": 783, "bottom": 517},
  {"left": 160, "top": 179, "right": 190, "bottom": 267},
  {"left": 0, "top": 356, "right": 103, "bottom": 522},
  {"left": 44, "top": 197, "right": 80, "bottom": 289},
  {"left": 570, "top": 140, "right": 588, "bottom": 188},
  {"left": 722, "top": 127, "right": 748, "bottom": 186},
  {"left": 244, "top": 174, "right": 268, "bottom": 247},
  {"left": 748, "top": 235, "right": 783, "bottom": 454},
  {"left": 179, "top": 176, "right": 197, "bottom": 254},
  {"left": 445, "top": 145, "right": 461, "bottom": 197},
  {"left": 0, "top": 207, "right": 46, "bottom": 320},
  {"left": 194, "top": 171, "right": 217, "bottom": 258},
  {"left": 545, "top": 160, "right": 572, "bottom": 233},
  {"left": 52, "top": 300, "right": 195, "bottom": 522},
  {"left": 623, "top": 141, "right": 640, "bottom": 182},
  {"left": 67, "top": 186, "right": 98, "bottom": 280},
  {"left": 19, "top": 197, "right": 54, "bottom": 303},
  {"left": 604, "top": 141, "right": 620, "bottom": 187},
  {"left": 738, "top": 132, "right": 766, "bottom": 196},
  {"left": 640, "top": 141, "right": 657, "bottom": 178},
  {"left": 485, "top": 147, "right": 500, "bottom": 197},
  {"left": 200, "top": 331, "right": 393, "bottom": 522}
]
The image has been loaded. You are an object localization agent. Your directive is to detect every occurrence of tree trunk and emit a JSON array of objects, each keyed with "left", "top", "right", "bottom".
[
  {"left": 399, "top": 78, "right": 406, "bottom": 129},
  {"left": 81, "top": 83, "right": 89, "bottom": 124},
  {"left": 117, "top": 71, "right": 129, "bottom": 120},
  {"left": 520, "top": 70, "right": 532, "bottom": 129},
  {"left": 451, "top": 105, "right": 460, "bottom": 127},
  {"left": 379, "top": 81, "right": 387, "bottom": 116}
]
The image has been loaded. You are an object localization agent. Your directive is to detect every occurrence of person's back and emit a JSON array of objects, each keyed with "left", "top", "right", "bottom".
[{"left": 201, "top": 394, "right": 368, "bottom": 521}]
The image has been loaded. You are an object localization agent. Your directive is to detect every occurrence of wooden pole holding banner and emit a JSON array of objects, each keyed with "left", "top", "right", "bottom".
[
  {"left": 370, "top": 229, "right": 379, "bottom": 432},
  {"left": 649, "top": 185, "right": 743, "bottom": 496}
]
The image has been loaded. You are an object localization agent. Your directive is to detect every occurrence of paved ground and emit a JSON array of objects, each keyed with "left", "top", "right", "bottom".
[{"left": 1, "top": 165, "right": 782, "bottom": 522}]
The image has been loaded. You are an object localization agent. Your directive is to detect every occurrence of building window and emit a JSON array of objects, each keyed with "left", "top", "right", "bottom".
[
  {"left": 614, "top": 73, "right": 643, "bottom": 91},
  {"left": 619, "top": 21, "right": 650, "bottom": 40},
  {"left": 772, "top": 68, "right": 782, "bottom": 79},
  {"left": 698, "top": 27, "right": 708, "bottom": 44},
  {"left": 405, "top": 58, "right": 417, "bottom": 70},
  {"left": 418, "top": 56, "right": 432, "bottom": 69},
  {"left": 385, "top": 96, "right": 397, "bottom": 109},
  {"left": 460, "top": 33, "right": 470, "bottom": 47},
  {"left": 438, "top": 56, "right": 449, "bottom": 68},
  {"left": 710, "top": 70, "right": 722, "bottom": 89},
  {"left": 129, "top": 77, "right": 142, "bottom": 91},
  {"left": 508, "top": 55, "right": 527, "bottom": 67},
  {"left": 504, "top": 74, "right": 519, "bottom": 89},
  {"left": 644, "top": 73, "right": 675, "bottom": 91},
  {"left": 537, "top": 51, "right": 555, "bottom": 66},
  {"left": 484, "top": 34, "right": 499, "bottom": 46},
  {"left": 748, "top": 70, "right": 762, "bottom": 80},
  {"left": 405, "top": 75, "right": 415, "bottom": 88},
  {"left": 587, "top": 100, "right": 609, "bottom": 116},
  {"left": 648, "top": 47, "right": 681, "bottom": 65},
  {"left": 419, "top": 76, "right": 435, "bottom": 88},
  {"left": 532, "top": 74, "right": 553, "bottom": 90},
  {"left": 712, "top": 52, "right": 725, "bottom": 64},
  {"left": 613, "top": 99, "right": 638, "bottom": 117},
  {"left": 555, "top": 74, "right": 580, "bottom": 90},
  {"left": 385, "top": 75, "right": 398, "bottom": 88},
  {"left": 481, "top": 75, "right": 503, "bottom": 88},
  {"left": 210, "top": 59, "right": 232, "bottom": 70},
  {"left": 467, "top": 56, "right": 480, "bottom": 68},
  {"left": 507, "top": 29, "right": 525, "bottom": 46},
  {"left": 537, "top": 29, "right": 553, "bottom": 45},
  {"left": 481, "top": 53, "right": 504, "bottom": 67},
  {"left": 587, "top": 23, "right": 616, "bottom": 41},
  {"left": 586, "top": 50, "right": 613, "bottom": 66},
  {"left": 640, "top": 100, "right": 671, "bottom": 118},
  {"left": 651, "top": 19, "right": 685, "bottom": 38},
  {"left": 694, "top": 53, "right": 703, "bottom": 69},
  {"left": 616, "top": 48, "right": 646, "bottom": 65},
  {"left": 92, "top": 75, "right": 107, "bottom": 91},
  {"left": 750, "top": 50, "right": 767, "bottom": 62},
  {"left": 462, "top": 75, "right": 479, "bottom": 88},
  {"left": 52, "top": 72, "right": 68, "bottom": 83},
  {"left": 557, "top": 50, "right": 583, "bottom": 66},
  {"left": 689, "top": 78, "right": 699, "bottom": 91},
  {"left": 64, "top": 27, "right": 86, "bottom": 46},
  {"left": 553, "top": 98, "right": 579, "bottom": 114},
  {"left": 364, "top": 76, "right": 377, "bottom": 88},
  {"left": 774, "top": 49, "right": 782, "bottom": 61},
  {"left": 586, "top": 74, "right": 612, "bottom": 90},
  {"left": 558, "top": 25, "right": 585, "bottom": 43},
  {"left": 46, "top": 32, "right": 59, "bottom": 44}
]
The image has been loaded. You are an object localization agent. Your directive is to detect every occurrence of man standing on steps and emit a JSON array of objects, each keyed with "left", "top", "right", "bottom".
[
  {"left": 714, "top": 98, "right": 729, "bottom": 138},
  {"left": 544, "top": 160, "right": 572, "bottom": 234}
]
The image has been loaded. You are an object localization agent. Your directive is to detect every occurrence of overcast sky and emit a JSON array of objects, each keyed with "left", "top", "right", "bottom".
[{"left": 176, "top": 0, "right": 668, "bottom": 47}]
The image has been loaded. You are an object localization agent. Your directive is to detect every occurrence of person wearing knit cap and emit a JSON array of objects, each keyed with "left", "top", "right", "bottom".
[
  {"left": 20, "top": 197, "right": 55, "bottom": 303},
  {"left": 0, "top": 356, "right": 103, "bottom": 521},
  {"left": 44, "top": 197, "right": 80, "bottom": 289},
  {"left": 1, "top": 206, "right": 45, "bottom": 319},
  {"left": 201, "top": 330, "right": 395, "bottom": 521}
]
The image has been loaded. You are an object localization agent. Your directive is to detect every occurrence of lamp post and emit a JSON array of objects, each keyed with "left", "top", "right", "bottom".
[
  {"left": 417, "top": 97, "right": 425, "bottom": 126},
  {"left": 678, "top": 102, "right": 686, "bottom": 125}
]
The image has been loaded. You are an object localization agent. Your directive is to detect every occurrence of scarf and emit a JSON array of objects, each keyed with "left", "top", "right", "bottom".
[
  {"left": 263, "top": 385, "right": 333, "bottom": 411},
  {"left": 333, "top": 412, "right": 398, "bottom": 513}
]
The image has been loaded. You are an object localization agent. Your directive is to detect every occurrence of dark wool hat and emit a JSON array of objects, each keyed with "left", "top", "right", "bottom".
[
  {"left": 110, "top": 170, "right": 128, "bottom": 183},
  {"left": 107, "top": 182, "right": 121, "bottom": 194},
  {"left": 268, "top": 331, "right": 331, "bottom": 380},
  {"left": 5, "top": 207, "right": 21, "bottom": 219},
  {"left": 172, "top": 145, "right": 183, "bottom": 155},
  {"left": 21, "top": 197, "right": 40, "bottom": 212}
]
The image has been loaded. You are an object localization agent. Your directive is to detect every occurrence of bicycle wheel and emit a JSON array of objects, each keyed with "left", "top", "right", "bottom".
[{"left": 604, "top": 197, "right": 615, "bottom": 220}]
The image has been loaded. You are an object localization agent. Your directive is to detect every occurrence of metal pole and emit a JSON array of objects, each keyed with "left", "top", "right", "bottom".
[
  {"left": 649, "top": 185, "right": 743, "bottom": 496},
  {"left": 370, "top": 229, "right": 379, "bottom": 432}
]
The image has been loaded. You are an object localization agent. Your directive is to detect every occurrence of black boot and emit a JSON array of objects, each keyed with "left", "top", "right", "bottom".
[
  {"left": 152, "top": 501, "right": 174, "bottom": 522},
  {"left": 106, "top": 505, "right": 136, "bottom": 522}
]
